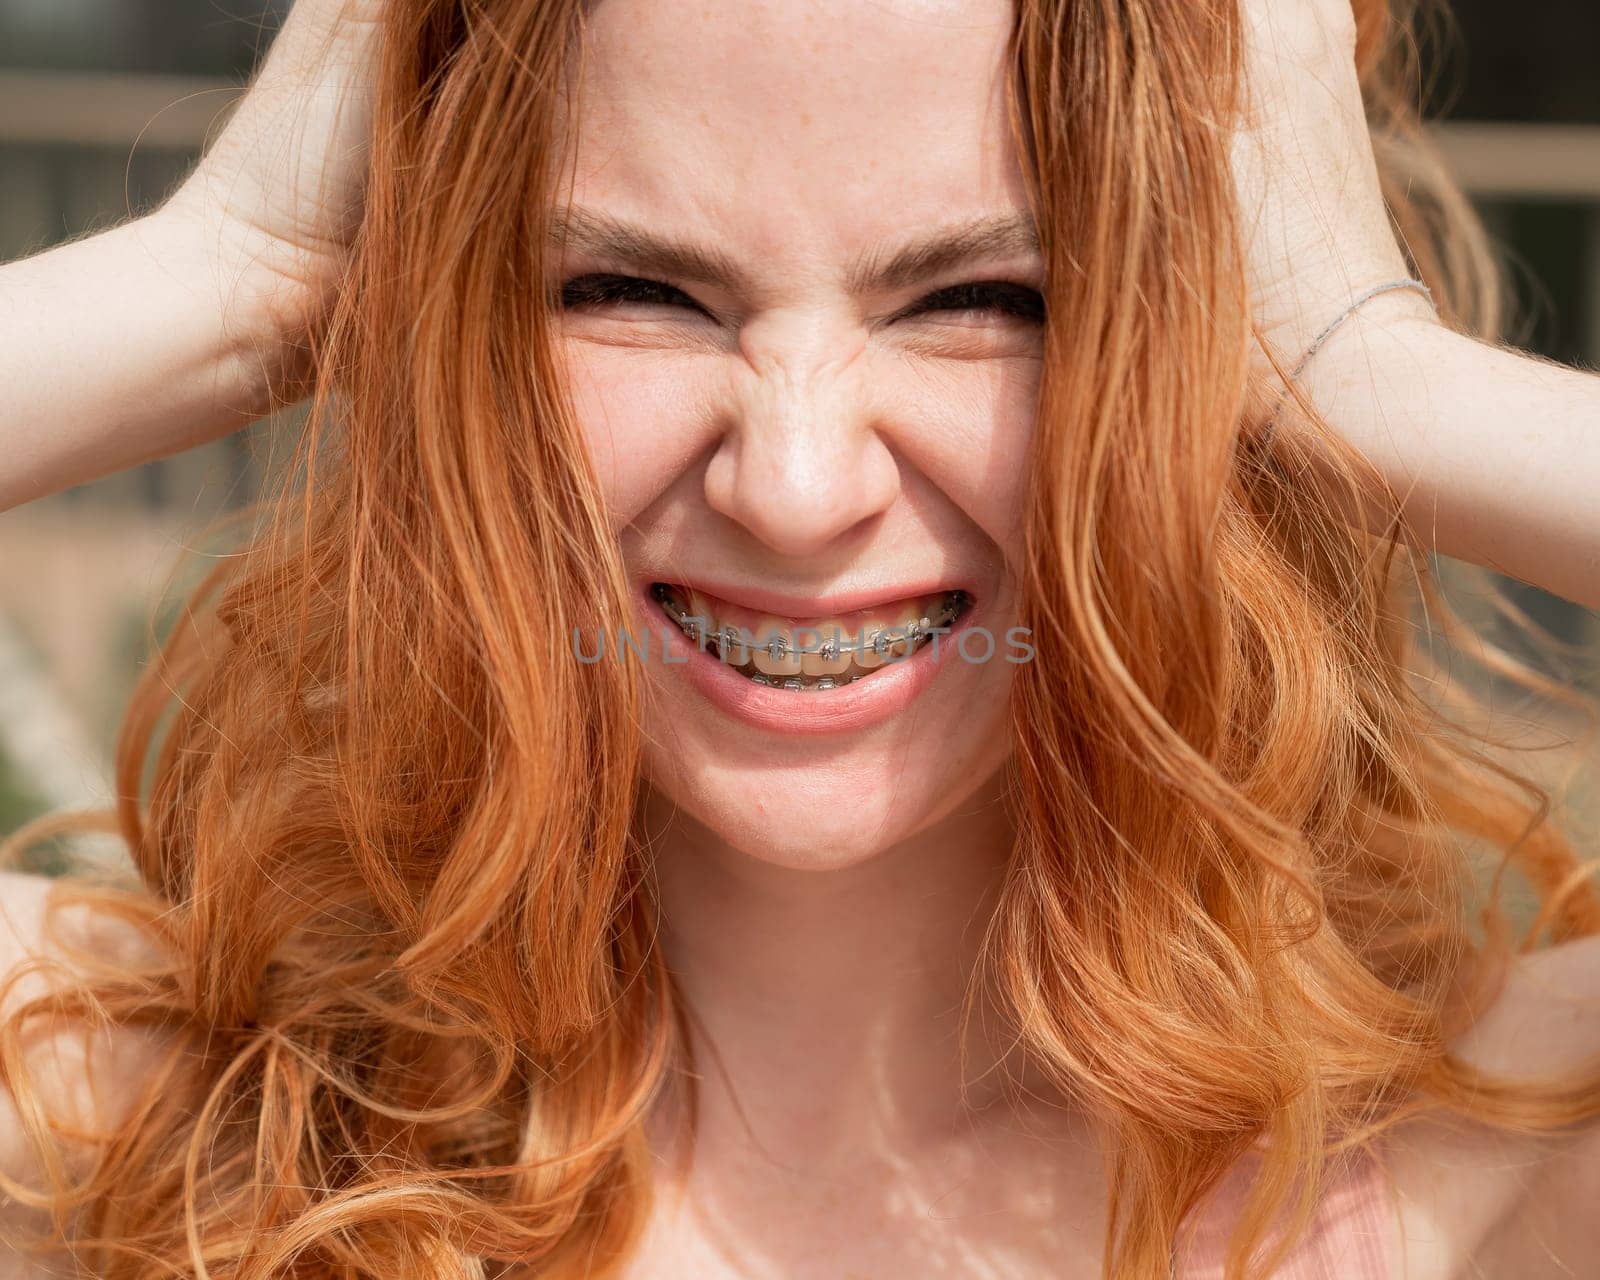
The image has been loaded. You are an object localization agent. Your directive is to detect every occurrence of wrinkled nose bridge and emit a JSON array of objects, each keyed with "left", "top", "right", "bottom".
[
  {"left": 730, "top": 320, "right": 878, "bottom": 465},
  {"left": 736, "top": 309, "right": 870, "bottom": 410},
  {"left": 703, "top": 310, "right": 900, "bottom": 556}
]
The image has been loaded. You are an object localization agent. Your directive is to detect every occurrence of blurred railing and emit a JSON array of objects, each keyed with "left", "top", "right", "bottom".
[
  {"left": 1434, "top": 122, "right": 1600, "bottom": 201},
  {"left": 0, "top": 68, "right": 233, "bottom": 147}
]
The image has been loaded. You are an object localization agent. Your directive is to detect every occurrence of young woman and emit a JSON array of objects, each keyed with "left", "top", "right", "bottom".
[{"left": 1, "top": 0, "right": 1598, "bottom": 1276}]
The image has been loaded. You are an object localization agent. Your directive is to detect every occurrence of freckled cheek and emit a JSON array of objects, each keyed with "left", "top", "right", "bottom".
[
  {"left": 891, "top": 362, "right": 1040, "bottom": 557},
  {"left": 561, "top": 346, "right": 721, "bottom": 527}
]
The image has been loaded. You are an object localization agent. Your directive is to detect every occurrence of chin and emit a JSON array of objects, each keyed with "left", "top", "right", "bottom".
[{"left": 638, "top": 721, "right": 1013, "bottom": 871}]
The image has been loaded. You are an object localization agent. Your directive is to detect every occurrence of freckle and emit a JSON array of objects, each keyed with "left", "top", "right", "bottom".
[{"left": 799, "top": 111, "right": 812, "bottom": 128}]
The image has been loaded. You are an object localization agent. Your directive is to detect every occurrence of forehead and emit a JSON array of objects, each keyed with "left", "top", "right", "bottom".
[{"left": 562, "top": 0, "right": 1027, "bottom": 274}]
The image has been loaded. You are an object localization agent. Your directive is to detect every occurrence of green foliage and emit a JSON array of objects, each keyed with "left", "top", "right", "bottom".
[{"left": 0, "top": 738, "right": 45, "bottom": 831}]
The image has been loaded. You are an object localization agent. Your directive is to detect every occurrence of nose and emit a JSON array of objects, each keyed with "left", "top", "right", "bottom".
[{"left": 703, "top": 309, "right": 901, "bottom": 559}]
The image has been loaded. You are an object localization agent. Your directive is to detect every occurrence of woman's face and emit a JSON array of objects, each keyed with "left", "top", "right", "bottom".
[{"left": 555, "top": 0, "right": 1042, "bottom": 869}]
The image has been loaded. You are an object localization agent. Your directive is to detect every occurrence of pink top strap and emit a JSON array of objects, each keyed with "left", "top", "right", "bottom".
[{"left": 1175, "top": 1148, "right": 1391, "bottom": 1279}]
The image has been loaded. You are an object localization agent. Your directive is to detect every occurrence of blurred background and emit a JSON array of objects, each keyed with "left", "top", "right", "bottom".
[{"left": 0, "top": 1, "right": 1596, "bottom": 869}]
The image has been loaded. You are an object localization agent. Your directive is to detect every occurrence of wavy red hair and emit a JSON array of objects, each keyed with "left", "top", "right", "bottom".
[{"left": 3, "top": 1, "right": 1598, "bottom": 1277}]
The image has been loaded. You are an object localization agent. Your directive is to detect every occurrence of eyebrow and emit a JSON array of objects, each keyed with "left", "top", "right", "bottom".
[{"left": 547, "top": 204, "right": 1041, "bottom": 295}]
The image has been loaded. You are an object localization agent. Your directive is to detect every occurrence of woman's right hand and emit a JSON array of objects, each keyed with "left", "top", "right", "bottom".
[
  {"left": 163, "top": 0, "right": 383, "bottom": 373},
  {"left": 0, "top": 1, "right": 383, "bottom": 511}
]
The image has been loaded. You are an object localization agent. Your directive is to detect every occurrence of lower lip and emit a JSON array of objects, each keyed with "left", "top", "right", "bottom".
[{"left": 634, "top": 586, "right": 981, "bottom": 737}]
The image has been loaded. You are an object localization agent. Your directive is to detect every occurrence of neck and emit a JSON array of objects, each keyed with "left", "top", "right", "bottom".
[{"left": 639, "top": 767, "right": 1046, "bottom": 1169}]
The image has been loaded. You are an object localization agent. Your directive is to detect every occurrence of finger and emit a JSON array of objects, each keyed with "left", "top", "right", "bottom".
[{"left": 192, "top": 0, "right": 382, "bottom": 254}]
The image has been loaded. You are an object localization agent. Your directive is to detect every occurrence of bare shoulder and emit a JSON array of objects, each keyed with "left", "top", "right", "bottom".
[
  {"left": 1375, "top": 933, "right": 1600, "bottom": 1280},
  {"left": 1451, "top": 931, "right": 1600, "bottom": 1072},
  {"left": 0, "top": 870, "right": 179, "bottom": 1243}
]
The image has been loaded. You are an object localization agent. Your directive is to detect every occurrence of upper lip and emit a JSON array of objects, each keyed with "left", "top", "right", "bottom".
[{"left": 648, "top": 577, "right": 972, "bottom": 621}]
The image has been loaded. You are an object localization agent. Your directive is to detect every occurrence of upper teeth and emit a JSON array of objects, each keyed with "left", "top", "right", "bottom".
[
  {"left": 650, "top": 585, "right": 969, "bottom": 687},
  {"left": 655, "top": 589, "right": 961, "bottom": 655}
]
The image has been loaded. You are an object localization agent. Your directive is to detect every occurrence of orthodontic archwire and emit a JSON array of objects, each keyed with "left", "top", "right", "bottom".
[{"left": 652, "top": 591, "right": 965, "bottom": 659}]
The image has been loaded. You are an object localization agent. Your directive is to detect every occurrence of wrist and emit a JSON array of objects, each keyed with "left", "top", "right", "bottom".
[
  {"left": 149, "top": 193, "right": 325, "bottom": 408},
  {"left": 1286, "top": 288, "right": 1466, "bottom": 535},
  {"left": 1292, "top": 287, "right": 1452, "bottom": 418}
]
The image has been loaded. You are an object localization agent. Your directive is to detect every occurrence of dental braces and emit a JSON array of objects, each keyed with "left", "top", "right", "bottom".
[
  {"left": 752, "top": 672, "right": 851, "bottom": 690},
  {"left": 650, "top": 586, "right": 967, "bottom": 659}
]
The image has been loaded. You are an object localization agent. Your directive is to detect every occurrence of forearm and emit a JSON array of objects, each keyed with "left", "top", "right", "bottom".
[
  {"left": 1299, "top": 293, "right": 1600, "bottom": 614},
  {"left": 0, "top": 209, "right": 299, "bottom": 514}
]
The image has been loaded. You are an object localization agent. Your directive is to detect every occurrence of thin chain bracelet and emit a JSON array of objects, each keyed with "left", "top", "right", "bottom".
[{"left": 1260, "top": 278, "right": 1435, "bottom": 447}]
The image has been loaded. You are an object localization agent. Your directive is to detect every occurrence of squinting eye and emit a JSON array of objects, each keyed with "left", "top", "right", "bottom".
[
  {"left": 557, "top": 273, "right": 708, "bottom": 314},
  {"left": 904, "top": 281, "right": 1046, "bottom": 324}
]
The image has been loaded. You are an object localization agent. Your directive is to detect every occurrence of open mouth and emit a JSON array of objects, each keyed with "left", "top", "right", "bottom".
[{"left": 650, "top": 582, "right": 973, "bottom": 692}]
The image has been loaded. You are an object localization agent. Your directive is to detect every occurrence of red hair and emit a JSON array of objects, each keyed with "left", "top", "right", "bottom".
[{"left": 3, "top": 1, "right": 1598, "bottom": 1276}]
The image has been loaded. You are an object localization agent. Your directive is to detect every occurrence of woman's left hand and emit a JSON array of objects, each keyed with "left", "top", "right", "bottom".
[
  {"left": 1228, "top": 0, "right": 1600, "bottom": 616},
  {"left": 1230, "top": 0, "right": 1439, "bottom": 377}
]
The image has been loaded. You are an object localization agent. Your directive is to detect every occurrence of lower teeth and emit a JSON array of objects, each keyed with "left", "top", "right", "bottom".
[{"left": 751, "top": 674, "right": 840, "bottom": 691}]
